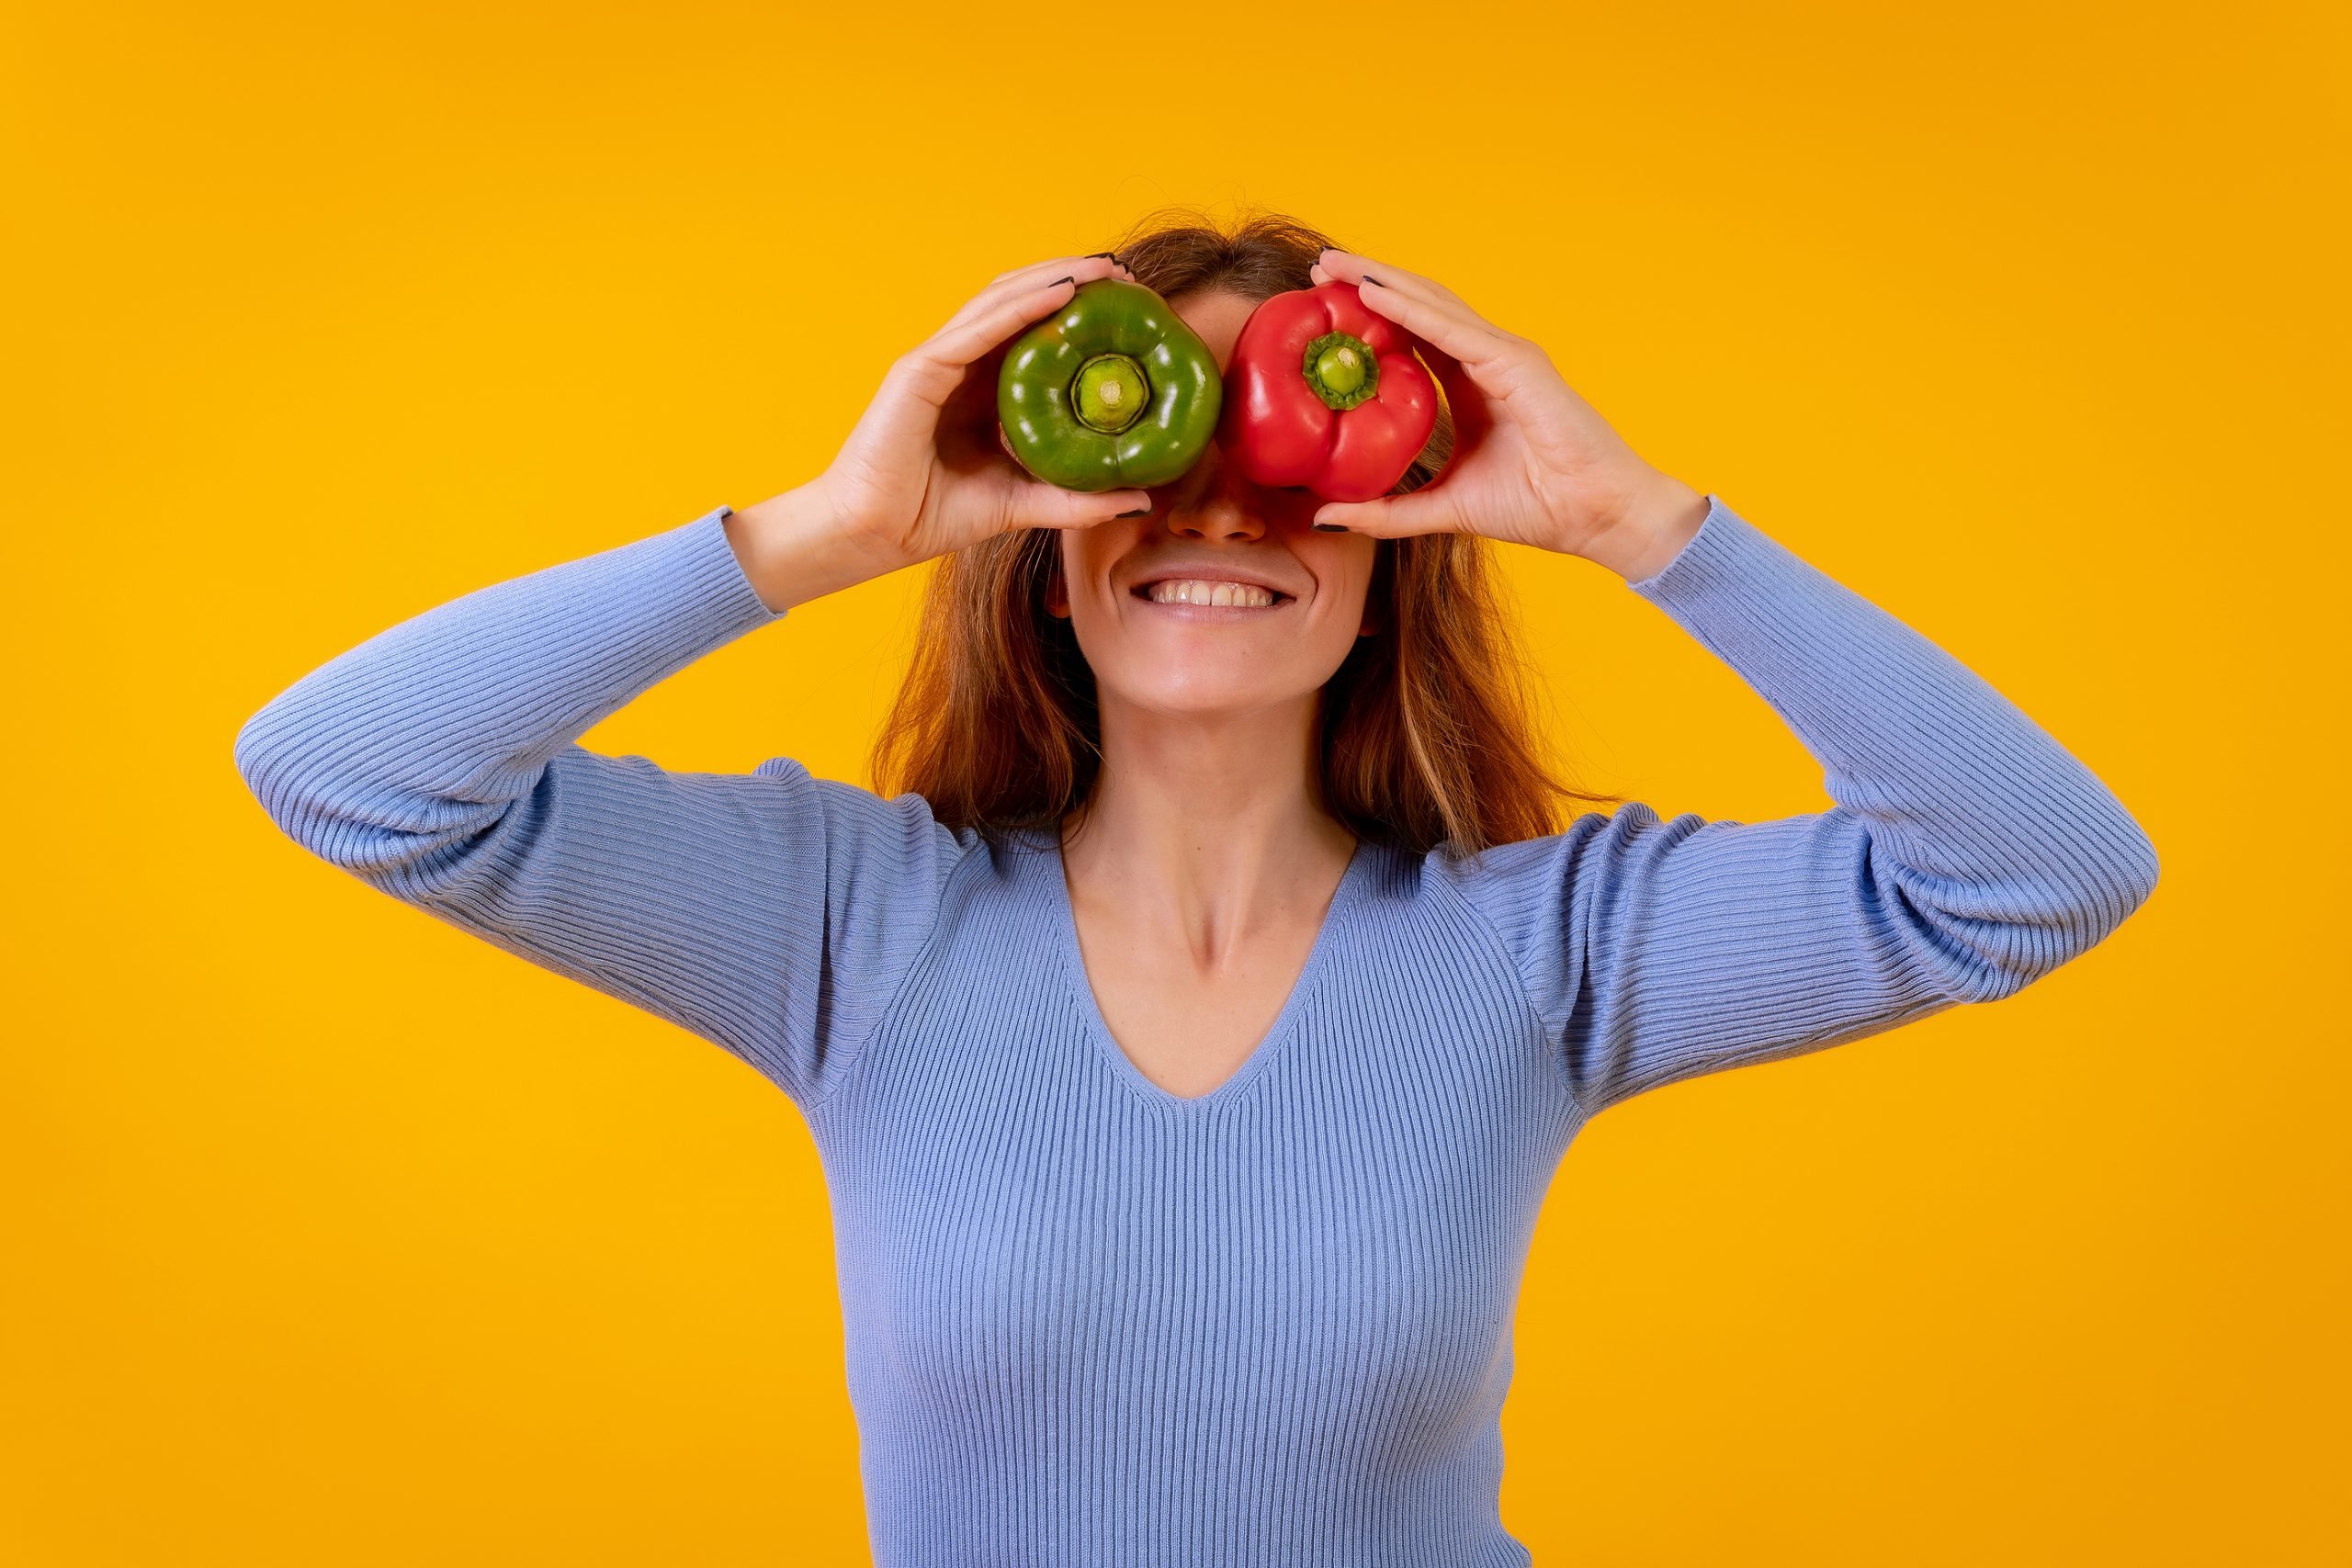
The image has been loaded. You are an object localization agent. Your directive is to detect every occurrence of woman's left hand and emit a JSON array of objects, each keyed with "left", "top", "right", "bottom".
[{"left": 1306, "top": 248, "right": 1710, "bottom": 581}]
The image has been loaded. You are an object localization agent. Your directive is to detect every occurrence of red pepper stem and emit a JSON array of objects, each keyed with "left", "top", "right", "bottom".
[{"left": 1300, "top": 331, "right": 1379, "bottom": 412}]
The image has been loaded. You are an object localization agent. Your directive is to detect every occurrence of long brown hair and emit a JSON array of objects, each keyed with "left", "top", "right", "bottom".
[{"left": 868, "top": 206, "right": 1616, "bottom": 856}]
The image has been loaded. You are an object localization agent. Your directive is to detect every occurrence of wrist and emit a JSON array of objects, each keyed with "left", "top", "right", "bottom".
[
  {"left": 1569, "top": 471, "right": 1709, "bottom": 581},
  {"left": 723, "top": 479, "right": 910, "bottom": 613}
]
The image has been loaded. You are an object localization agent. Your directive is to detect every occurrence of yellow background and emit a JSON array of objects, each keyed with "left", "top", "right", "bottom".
[{"left": 7, "top": 1, "right": 2346, "bottom": 1562}]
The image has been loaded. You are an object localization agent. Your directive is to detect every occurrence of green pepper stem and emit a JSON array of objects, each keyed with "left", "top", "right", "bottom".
[
  {"left": 1301, "top": 331, "right": 1379, "bottom": 412},
  {"left": 1071, "top": 354, "right": 1150, "bottom": 434}
]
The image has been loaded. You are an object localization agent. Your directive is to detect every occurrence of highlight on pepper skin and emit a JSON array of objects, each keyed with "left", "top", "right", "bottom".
[{"left": 997, "top": 278, "right": 1223, "bottom": 492}]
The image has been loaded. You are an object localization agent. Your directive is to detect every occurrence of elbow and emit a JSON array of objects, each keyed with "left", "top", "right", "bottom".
[
  {"left": 2064, "top": 792, "right": 2162, "bottom": 939},
  {"left": 234, "top": 694, "right": 345, "bottom": 846},
  {"left": 232, "top": 696, "right": 472, "bottom": 889},
  {"left": 233, "top": 698, "right": 339, "bottom": 864},
  {"left": 1912, "top": 805, "right": 2160, "bottom": 1005},
  {"left": 2112, "top": 818, "right": 2161, "bottom": 916},
  {"left": 232, "top": 697, "right": 305, "bottom": 828}
]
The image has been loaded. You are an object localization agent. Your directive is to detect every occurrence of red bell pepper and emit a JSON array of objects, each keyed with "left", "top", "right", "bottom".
[{"left": 1217, "top": 281, "right": 1440, "bottom": 503}]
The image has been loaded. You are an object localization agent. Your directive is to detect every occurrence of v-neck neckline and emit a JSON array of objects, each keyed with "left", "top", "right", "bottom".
[{"left": 1042, "top": 831, "right": 1374, "bottom": 1114}]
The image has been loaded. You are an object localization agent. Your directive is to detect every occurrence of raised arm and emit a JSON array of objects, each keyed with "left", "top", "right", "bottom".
[
  {"left": 231, "top": 493, "right": 965, "bottom": 1111},
  {"left": 1303, "top": 246, "right": 2156, "bottom": 1118},
  {"left": 232, "top": 250, "right": 1159, "bottom": 1113},
  {"left": 1448, "top": 494, "right": 2158, "bottom": 1116}
]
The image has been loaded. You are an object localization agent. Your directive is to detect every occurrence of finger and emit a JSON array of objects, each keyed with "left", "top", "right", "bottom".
[
  {"left": 977, "top": 252, "right": 1135, "bottom": 303},
  {"left": 988, "top": 252, "right": 1118, "bottom": 288},
  {"left": 1316, "top": 249, "right": 1519, "bottom": 366},
  {"left": 1369, "top": 308, "right": 1503, "bottom": 466},
  {"left": 1410, "top": 335, "right": 1496, "bottom": 451},
  {"left": 934, "top": 253, "right": 1125, "bottom": 344},
  {"left": 933, "top": 249, "right": 1135, "bottom": 346},
  {"left": 1349, "top": 276, "right": 1521, "bottom": 378},
  {"left": 1303, "top": 265, "right": 1498, "bottom": 452},
  {"left": 1012, "top": 483, "right": 1154, "bottom": 531},
  {"left": 903, "top": 265, "right": 1109, "bottom": 397},
  {"left": 1309, "top": 484, "right": 1471, "bottom": 539},
  {"left": 1315, "top": 247, "right": 1475, "bottom": 311}
]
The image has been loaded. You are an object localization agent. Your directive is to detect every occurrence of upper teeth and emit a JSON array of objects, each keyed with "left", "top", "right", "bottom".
[{"left": 1147, "top": 580, "right": 1277, "bottom": 607}]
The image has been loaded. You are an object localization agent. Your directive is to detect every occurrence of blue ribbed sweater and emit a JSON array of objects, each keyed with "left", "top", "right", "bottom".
[{"left": 232, "top": 494, "right": 2157, "bottom": 1567}]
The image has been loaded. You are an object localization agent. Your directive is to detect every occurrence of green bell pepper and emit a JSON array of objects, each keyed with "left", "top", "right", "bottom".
[{"left": 998, "top": 279, "right": 1223, "bottom": 491}]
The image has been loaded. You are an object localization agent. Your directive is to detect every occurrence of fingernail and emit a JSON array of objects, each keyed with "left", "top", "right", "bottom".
[
  {"left": 1361, "top": 274, "right": 1384, "bottom": 288},
  {"left": 1116, "top": 507, "right": 1149, "bottom": 518},
  {"left": 1087, "top": 252, "right": 1116, "bottom": 261},
  {"left": 1052, "top": 276, "right": 1075, "bottom": 287},
  {"left": 1312, "top": 522, "right": 1349, "bottom": 532}
]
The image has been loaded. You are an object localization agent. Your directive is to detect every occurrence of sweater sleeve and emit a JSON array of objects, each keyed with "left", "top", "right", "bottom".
[
  {"left": 232, "top": 504, "right": 975, "bottom": 1113},
  {"left": 1442, "top": 494, "right": 2160, "bottom": 1120}
]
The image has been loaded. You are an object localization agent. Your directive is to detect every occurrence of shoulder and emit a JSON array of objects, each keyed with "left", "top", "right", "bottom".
[
  {"left": 1426, "top": 803, "right": 1727, "bottom": 902},
  {"left": 1420, "top": 806, "right": 1660, "bottom": 909},
  {"left": 1409, "top": 805, "right": 1712, "bottom": 1005},
  {"left": 1364, "top": 823, "right": 1625, "bottom": 964},
  {"left": 749, "top": 754, "right": 988, "bottom": 902}
]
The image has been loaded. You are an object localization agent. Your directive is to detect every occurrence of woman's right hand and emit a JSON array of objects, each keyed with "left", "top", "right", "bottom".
[{"left": 811, "top": 251, "right": 1154, "bottom": 573}]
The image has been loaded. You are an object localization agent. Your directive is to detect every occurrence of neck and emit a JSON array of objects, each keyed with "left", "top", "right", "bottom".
[{"left": 1060, "top": 692, "right": 1359, "bottom": 959}]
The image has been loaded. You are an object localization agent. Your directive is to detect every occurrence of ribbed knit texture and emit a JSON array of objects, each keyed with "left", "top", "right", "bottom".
[{"left": 232, "top": 495, "right": 2157, "bottom": 1567}]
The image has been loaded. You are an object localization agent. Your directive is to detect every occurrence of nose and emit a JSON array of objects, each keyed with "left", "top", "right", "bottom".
[{"left": 1155, "top": 441, "right": 1265, "bottom": 542}]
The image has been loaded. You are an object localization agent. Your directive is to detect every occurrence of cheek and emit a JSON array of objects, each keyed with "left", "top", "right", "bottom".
[
  {"left": 1303, "top": 534, "right": 1380, "bottom": 614},
  {"left": 1057, "top": 527, "right": 1149, "bottom": 627},
  {"left": 1056, "top": 534, "right": 1114, "bottom": 615}
]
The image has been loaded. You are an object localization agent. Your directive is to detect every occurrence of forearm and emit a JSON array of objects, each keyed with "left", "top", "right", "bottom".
[{"left": 233, "top": 504, "right": 783, "bottom": 883}]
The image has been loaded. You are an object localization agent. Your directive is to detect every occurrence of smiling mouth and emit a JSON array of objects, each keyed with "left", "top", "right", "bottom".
[{"left": 1132, "top": 580, "right": 1293, "bottom": 609}]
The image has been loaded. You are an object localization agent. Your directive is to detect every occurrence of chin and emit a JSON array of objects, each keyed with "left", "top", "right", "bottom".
[{"left": 1108, "top": 670, "right": 1309, "bottom": 719}]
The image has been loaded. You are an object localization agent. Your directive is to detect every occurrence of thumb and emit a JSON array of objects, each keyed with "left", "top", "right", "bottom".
[
  {"left": 1311, "top": 486, "right": 1465, "bottom": 539},
  {"left": 1014, "top": 482, "right": 1154, "bottom": 531}
]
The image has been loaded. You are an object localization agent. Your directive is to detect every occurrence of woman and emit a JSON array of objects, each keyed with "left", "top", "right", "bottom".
[{"left": 233, "top": 212, "right": 2158, "bottom": 1565}]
